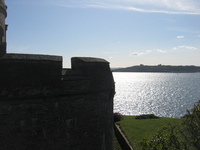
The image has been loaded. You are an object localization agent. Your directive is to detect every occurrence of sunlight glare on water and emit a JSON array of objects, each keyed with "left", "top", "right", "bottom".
[{"left": 113, "top": 72, "right": 200, "bottom": 118}]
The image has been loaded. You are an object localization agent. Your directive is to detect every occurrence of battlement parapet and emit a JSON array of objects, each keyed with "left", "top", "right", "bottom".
[
  {"left": 0, "top": 54, "right": 114, "bottom": 100},
  {"left": 0, "top": 53, "right": 62, "bottom": 87},
  {"left": 0, "top": 54, "right": 114, "bottom": 150},
  {"left": 0, "top": 54, "right": 115, "bottom": 101}
]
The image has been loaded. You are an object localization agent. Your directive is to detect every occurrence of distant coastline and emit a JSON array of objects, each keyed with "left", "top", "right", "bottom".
[{"left": 112, "top": 65, "right": 200, "bottom": 73}]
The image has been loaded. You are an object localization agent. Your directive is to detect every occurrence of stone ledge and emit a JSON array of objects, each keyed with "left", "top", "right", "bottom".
[
  {"left": 71, "top": 57, "right": 109, "bottom": 63},
  {"left": 114, "top": 124, "right": 134, "bottom": 150},
  {"left": 1, "top": 53, "right": 62, "bottom": 61}
]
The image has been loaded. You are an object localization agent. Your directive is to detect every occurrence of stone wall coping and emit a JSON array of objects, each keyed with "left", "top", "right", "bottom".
[
  {"left": 1, "top": 53, "right": 62, "bottom": 61},
  {"left": 114, "top": 124, "right": 134, "bottom": 150},
  {"left": 72, "top": 57, "right": 109, "bottom": 64}
]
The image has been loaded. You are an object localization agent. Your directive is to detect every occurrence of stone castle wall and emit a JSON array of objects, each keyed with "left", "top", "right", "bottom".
[
  {"left": 0, "top": 54, "right": 115, "bottom": 150},
  {"left": 0, "top": 0, "right": 7, "bottom": 57}
]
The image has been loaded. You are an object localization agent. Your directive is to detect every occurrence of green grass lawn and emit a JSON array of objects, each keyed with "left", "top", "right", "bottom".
[{"left": 116, "top": 116, "right": 182, "bottom": 150}]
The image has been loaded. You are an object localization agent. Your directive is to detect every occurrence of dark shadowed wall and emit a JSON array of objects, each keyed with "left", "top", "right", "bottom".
[{"left": 0, "top": 54, "right": 115, "bottom": 150}]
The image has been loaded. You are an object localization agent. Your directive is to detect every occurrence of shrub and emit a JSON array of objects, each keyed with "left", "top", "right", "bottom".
[
  {"left": 141, "top": 100, "right": 200, "bottom": 150},
  {"left": 181, "top": 100, "right": 200, "bottom": 149},
  {"left": 141, "top": 124, "right": 186, "bottom": 150},
  {"left": 114, "top": 112, "right": 123, "bottom": 122},
  {"left": 135, "top": 114, "right": 159, "bottom": 119}
]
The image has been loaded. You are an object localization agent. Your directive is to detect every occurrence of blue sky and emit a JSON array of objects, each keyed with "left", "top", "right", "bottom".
[{"left": 6, "top": 0, "right": 200, "bottom": 68}]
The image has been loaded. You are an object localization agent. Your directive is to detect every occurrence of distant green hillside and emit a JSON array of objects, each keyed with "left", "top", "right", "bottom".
[{"left": 113, "top": 65, "right": 200, "bottom": 72}]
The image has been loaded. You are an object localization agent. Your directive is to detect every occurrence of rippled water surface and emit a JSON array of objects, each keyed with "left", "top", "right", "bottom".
[{"left": 113, "top": 72, "right": 200, "bottom": 118}]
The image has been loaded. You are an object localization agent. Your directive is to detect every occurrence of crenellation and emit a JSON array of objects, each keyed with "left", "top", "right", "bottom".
[
  {"left": 0, "top": 1, "right": 114, "bottom": 150},
  {"left": 0, "top": 56, "right": 115, "bottom": 150}
]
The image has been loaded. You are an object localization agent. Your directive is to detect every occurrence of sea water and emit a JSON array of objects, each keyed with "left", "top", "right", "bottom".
[{"left": 113, "top": 72, "right": 200, "bottom": 118}]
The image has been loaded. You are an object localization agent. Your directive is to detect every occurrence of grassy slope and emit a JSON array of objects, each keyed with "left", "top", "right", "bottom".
[{"left": 117, "top": 116, "right": 182, "bottom": 150}]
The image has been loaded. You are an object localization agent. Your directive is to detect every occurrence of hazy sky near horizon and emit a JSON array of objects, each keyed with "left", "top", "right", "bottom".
[{"left": 6, "top": 0, "right": 200, "bottom": 67}]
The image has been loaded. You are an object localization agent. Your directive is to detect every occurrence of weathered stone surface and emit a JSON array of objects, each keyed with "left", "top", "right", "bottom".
[
  {"left": 0, "top": 54, "right": 62, "bottom": 88},
  {"left": 71, "top": 57, "right": 114, "bottom": 92},
  {"left": 0, "top": 42, "right": 6, "bottom": 57},
  {"left": 0, "top": 0, "right": 7, "bottom": 57},
  {"left": 0, "top": 56, "right": 115, "bottom": 150},
  {"left": 0, "top": 91, "right": 113, "bottom": 150}
]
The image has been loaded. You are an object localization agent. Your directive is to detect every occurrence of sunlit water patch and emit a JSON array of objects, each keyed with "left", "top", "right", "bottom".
[{"left": 113, "top": 72, "right": 200, "bottom": 118}]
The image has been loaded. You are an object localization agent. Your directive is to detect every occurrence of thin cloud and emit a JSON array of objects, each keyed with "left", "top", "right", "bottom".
[
  {"left": 132, "top": 45, "right": 197, "bottom": 57},
  {"left": 172, "top": 45, "right": 198, "bottom": 51},
  {"left": 130, "top": 52, "right": 145, "bottom": 56},
  {"left": 177, "top": 35, "right": 185, "bottom": 39},
  {"left": 156, "top": 49, "right": 166, "bottom": 53},
  {"left": 57, "top": 0, "right": 200, "bottom": 15},
  {"left": 131, "top": 49, "right": 165, "bottom": 56},
  {"left": 131, "top": 50, "right": 152, "bottom": 56}
]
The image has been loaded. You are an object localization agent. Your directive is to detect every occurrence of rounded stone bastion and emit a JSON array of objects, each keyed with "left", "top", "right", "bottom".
[{"left": 0, "top": 54, "right": 115, "bottom": 150}]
